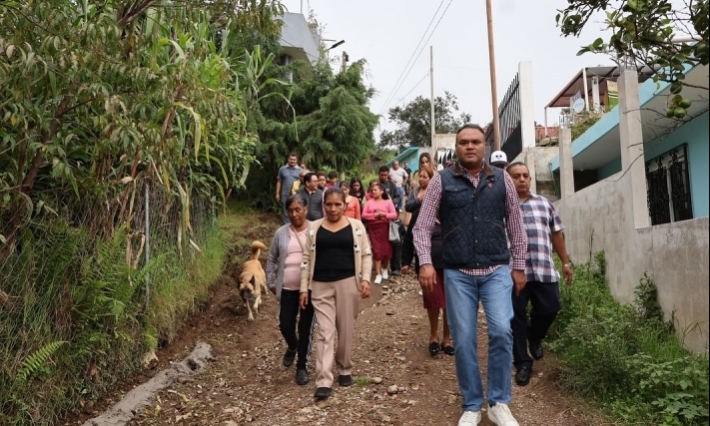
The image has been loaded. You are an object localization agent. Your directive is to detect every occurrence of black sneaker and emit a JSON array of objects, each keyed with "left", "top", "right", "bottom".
[
  {"left": 314, "top": 387, "right": 332, "bottom": 399},
  {"left": 529, "top": 340, "right": 544, "bottom": 360},
  {"left": 296, "top": 369, "right": 310, "bottom": 385},
  {"left": 282, "top": 348, "right": 297, "bottom": 368},
  {"left": 515, "top": 366, "right": 532, "bottom": 386},
  {"left": 338, "top": 374, "right": 353, "bottom": 387}
]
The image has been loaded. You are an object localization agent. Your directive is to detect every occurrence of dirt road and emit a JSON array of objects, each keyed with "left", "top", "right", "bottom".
[
  {"left": 68, "top": 211, "right": 595, "bottom": 426},
  {"left": 125, "top": 279, "right": 590, "bottom": 425}
]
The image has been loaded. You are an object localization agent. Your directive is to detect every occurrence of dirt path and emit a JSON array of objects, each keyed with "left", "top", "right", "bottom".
[{"left": 65, "top": 211, "right": 595, "bottom": 426}]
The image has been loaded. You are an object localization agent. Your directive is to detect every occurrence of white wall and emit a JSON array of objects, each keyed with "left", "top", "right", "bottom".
[{"left": 555, "top": 172, "right": 709, "bottom": 353}]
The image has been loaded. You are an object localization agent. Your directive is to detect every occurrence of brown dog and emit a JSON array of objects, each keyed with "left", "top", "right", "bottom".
[{"left": 239, "top": 241, "right": 268, "bottom": 321}]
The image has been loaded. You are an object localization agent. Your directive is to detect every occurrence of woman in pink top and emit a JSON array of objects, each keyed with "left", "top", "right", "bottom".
[
  {"left": 340, "top": 181, "right": 361, "bottom": 220},
  {"left": 361, "top": 182, "right": 397, "bottom": 284}
]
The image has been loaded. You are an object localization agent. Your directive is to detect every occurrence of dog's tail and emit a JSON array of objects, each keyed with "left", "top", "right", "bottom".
[{"left": 250, "top": 240, "right": 267, "bottom": 261}]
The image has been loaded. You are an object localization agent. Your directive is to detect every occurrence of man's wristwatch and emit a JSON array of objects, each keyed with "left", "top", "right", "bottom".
[{"left": 563, "top": 263, "right": 572, "bottom": 268}]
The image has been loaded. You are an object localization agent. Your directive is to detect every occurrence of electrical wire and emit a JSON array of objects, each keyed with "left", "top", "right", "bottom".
[
  {"left": 377, "top": 0, "right": 447, "bottom": 114},
  {"left": 279, "top": 37, "right": 322, "bottom": 62},
  {"left": 378, "top": 0, "right": 456, "bottom": 116},
  {"left": 390, "top": 73, "right": 430, "bottom": 109}
]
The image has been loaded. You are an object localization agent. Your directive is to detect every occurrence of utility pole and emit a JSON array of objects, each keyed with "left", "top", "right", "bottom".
[
  {"left": 300, "top": 0, "right": 303, "bottom": 14},
  {"left": 430, "top": 46, "right": 436, "bottom": 147},
  {"left": 485, "top": 0, "right": 501, "bottom": 151},
  {"left": 340, "top": 51, "right": 349, "bottom": 73}
]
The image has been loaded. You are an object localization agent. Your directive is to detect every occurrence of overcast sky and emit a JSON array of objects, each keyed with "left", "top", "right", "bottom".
[{"left": 280, "top": 0, "right": 612, "bottom": 134}]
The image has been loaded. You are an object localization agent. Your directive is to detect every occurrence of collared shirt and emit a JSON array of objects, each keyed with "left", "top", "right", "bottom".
[
  {"left": 277, "top": 164, "right": 301, "bottom": 197},
  {"left": 413, "top": 162, "right": 527, "bottom": 275},
  {"left": 520, "top": 193, "right": 564, "bottom": 283}
]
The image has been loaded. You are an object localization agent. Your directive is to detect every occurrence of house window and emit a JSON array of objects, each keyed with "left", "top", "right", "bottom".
[{"left": 645, "top": 144, "right": 693, "bottom": 225}]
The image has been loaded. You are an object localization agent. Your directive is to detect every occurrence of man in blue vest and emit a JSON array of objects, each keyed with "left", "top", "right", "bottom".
[{"left": 413, "top": 124, "right": 528, "bottom": 426}]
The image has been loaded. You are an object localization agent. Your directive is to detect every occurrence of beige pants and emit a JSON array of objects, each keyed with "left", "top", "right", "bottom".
[{"left": 311, "top": 276, "right": 360, "bottom": 388}]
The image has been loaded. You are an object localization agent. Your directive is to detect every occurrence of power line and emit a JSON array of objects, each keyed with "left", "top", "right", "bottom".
[
  {"left": 377, "top": 0, "right": 447, "bottom": 115},
  {"left": 390, "top": 0, "right": 456, "bottom": 112},
  {"left": 279, "top": 37, "right": 321, "bottom": 62},
  {"left": 390, "top": 73, "right": 430, "bottom": 109},
  {"left": 378, "top": 0, "right": 456, "bottom": 116}
]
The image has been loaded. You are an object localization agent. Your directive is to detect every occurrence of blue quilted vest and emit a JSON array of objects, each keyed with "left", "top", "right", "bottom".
[{"left": 439, "top": 163, "right": 510, "bottom": 269}]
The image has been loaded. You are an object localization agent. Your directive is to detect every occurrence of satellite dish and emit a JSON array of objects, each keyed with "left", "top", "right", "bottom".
[{"left": 572, "top": 98, "right": 585, "bottom": 113}]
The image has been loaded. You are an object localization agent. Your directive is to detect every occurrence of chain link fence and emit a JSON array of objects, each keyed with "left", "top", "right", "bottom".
[{"left": 0, "top": 179, "right": 218, "bottom": 425}]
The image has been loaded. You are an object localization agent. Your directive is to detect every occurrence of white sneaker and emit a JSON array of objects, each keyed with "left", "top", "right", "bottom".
[
  {"left": 487, "top": 403, "right": 519, "bottom": 426},
  {"left": 374, "top": 275, "right": 382, "bottom": 285},
  {"left": 458, "top": 410, "right": 482, "bottom": 426},
  {"left": 382, "top": 269, "right": 389, "bottom": 280}
]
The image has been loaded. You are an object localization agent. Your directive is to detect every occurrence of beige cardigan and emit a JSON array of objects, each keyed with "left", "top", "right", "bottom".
[{"left": 300, "top": 217, "right": 373, "bottom": 292}]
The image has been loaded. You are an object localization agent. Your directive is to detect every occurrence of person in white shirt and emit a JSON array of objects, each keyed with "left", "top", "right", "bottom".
[{"left": 389, "top": 161, "right": 408, "bottom": 211}]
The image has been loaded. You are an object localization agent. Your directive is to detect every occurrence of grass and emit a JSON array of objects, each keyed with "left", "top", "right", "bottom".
[
  {"left": 548, "top": 252, "right": 709, "bottom": 426},
  {"left": 354, "top": 377, "right": 370, "bottom": 387},
  {"left": 148, "top": 222, "right": 227, "bottom": 345},
  {"left": 0, "top": 199, "right": 239, "bottom": 425}
]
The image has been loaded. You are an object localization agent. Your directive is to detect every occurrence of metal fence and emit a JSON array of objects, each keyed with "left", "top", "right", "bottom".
[
  {"left": 0, "top": 179, "right": 214, "bottom": 424},
  {"left": 486, "top": 72, "right": 523, "bottom": 161}
]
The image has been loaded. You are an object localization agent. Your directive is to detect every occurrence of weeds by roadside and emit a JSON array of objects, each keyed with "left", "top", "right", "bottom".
[
  {"left": 548, "top": 252, "right": 709, "bottom": 426},
  {"left": 0, "top": 202, "right": 227, "bottom": 426}
]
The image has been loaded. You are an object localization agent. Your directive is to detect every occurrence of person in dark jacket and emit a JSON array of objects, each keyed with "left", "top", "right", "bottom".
[
  {"left": 377, "top": 166, "right": 400, "bottom": 213},
  {"left": 401, "top": 168, "right": 452, "bottom": 357},
  {"left": 297, "top": 173, "right": 324, "bottom": 221}
]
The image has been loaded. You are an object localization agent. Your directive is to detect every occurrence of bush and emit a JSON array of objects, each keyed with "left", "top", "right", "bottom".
[{"left": 549, "top": 252, "right": 709, "bottom": 426}]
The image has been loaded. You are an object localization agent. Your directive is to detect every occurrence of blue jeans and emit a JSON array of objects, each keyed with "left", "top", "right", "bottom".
[
  {"left": 395, "top": 186, "right": 404, "bottom": 211},
  {"left": 444, "top": 267, "right": 514, "bottom": 411}
]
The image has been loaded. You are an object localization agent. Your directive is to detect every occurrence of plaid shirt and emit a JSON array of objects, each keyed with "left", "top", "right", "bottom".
[
  {"left": 413, "top": 162, "right": 527, "bottom": 275},
  {"left": 520, "top": 193, "right": 565, "bottom": 283}
]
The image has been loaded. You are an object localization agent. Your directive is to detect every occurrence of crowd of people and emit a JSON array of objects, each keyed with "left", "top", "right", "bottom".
[{"left": 268, "top": 126, "right": 573, "bottom": 426}]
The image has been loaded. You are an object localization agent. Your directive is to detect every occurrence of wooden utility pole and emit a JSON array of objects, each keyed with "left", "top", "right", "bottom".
[
  {"left": 430, "top": 46, "right": 436, "bottom": 147},
  {"left": 485, "top": 0, "right": 501, "bottom": 151}
]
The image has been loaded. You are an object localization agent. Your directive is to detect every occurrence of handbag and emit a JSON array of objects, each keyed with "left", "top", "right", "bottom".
[{"left": 388, "top": 220, "right": 401, "bottom": 243}]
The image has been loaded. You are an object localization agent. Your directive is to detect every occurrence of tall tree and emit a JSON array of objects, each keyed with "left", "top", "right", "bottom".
[
  {"left": 379, "top": 92, "right": 472, "bottom": 150},
  {"left": 245, "top": 58, "right": 378, "bottom": 200},
  {"left": 556, "top": 0, "right": 708, "bottom": 115}
]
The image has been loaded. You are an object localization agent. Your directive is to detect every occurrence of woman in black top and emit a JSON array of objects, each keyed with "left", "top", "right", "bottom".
[
  {"left": 402, "top": 168, "right": 452, "bottom": 357},
  {"left": 299, "top": 188, "right": 373, "bottom": 400}
]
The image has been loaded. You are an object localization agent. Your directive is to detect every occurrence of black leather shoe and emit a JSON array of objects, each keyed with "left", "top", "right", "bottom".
[
  {"left": 515, "top": 366, "right": 532, "bottom": 386},
  {"left": 314, "top": 387, "right": 332, "bottom": 399},
  {"left": 338, "top": 374, "right": 353, "bottom": 387},
  {"left": 529, "top": 340, "right": 544, "bottom": 360},
  {"left": 296, "top": 369, "right": 310, "bottom": 385},
  {"left": 282, "top": 348, "right": 297, "bottom": 368}
]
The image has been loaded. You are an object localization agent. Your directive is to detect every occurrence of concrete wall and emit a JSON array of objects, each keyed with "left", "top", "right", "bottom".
[
  {"left": 555, "top": 171, "right": 709, "bottom": 353},
  {"left": 512, "top": 146, "right": 559, "bottom": 200},
  {"left": 280, "top": 13, "right": 320, "bottom": 63},
  {"left": 432, "top": 134, "right": 456, "bottom": 152}
]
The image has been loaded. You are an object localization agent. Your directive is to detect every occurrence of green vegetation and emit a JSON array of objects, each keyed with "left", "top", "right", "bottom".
[
  {"left": 0, "top": 199, "right": 227, "bottom": 425},
  {"left": 570, "top": 111, "right": 602, "bottom": 141},
  {"left": 0, "top": 0, "right": 381, "bottom": 422},
  {"left": 549, "top": 252, "right": 709, "bottom": 426},
  {"left": 379, "top": 92, "right": 472, "bottom": 150}
]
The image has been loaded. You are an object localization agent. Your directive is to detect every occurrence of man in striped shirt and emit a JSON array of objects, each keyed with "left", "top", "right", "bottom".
[
  {"left": 414, "top": 124, "right": 527, "bottom": 426},
  {"left": 506, "top": 162, "right": 573, "bottom": 387}
]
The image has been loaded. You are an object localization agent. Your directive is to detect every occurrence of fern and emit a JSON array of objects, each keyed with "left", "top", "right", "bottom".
[{"left": 17, "top": 341, "right": 67, "bottom": 383}]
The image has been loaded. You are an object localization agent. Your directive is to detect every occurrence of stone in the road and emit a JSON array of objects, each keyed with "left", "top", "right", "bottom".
[
  {"left": 387, "top": 385, "right": 399, "bottom": 394},
  {"left": 372, "top": 377, "right": 383, "bottom": 384}
]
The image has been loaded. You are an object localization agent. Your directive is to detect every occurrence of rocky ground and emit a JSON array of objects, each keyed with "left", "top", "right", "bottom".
[{"left": 64, "top": 211, "right": 601, "bottom": 426}]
